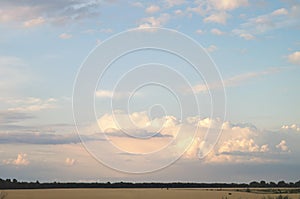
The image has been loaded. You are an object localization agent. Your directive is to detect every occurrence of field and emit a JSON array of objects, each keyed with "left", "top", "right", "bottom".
[{"left": 1, "top": 188, "right": 300, "bottom": 199}]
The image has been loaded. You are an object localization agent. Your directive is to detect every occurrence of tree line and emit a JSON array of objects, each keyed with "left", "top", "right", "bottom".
[{"left": 0, "top": 178, "right": 300, "bottom": 189}]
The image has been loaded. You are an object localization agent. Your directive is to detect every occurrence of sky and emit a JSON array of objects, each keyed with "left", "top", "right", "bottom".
[{"left": 0, "top": 0, "right": 300, "bottom": 182}]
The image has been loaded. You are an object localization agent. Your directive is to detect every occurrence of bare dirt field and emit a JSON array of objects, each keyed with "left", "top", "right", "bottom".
[{"left": 1, "top": 188, "right": 300, "bottom": 199}]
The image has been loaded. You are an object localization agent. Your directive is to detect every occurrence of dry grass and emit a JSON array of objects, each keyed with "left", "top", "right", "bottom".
[{"left": 1, "top": 188, "right": 300, "bottom": 199}]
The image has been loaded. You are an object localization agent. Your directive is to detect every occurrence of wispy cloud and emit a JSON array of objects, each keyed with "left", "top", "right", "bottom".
[{"left": 192, "top": 68, "right": 281, "bottom": 93}]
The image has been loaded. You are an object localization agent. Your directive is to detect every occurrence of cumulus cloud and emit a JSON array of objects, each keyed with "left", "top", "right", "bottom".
[
  {"left": 276, "top": 140, "right": 290, "bottom": 152},
  {"left": 287, "top": 51, "right": 300, "bottom": 65},
  {"left": 204, "top": 12, "right": 229, "bottom": 24},
  {"left": 3, "top": 153, "right": 30, "bottom": 166},
  {"left": 138, "top": 13, "right": 170, "bottom": 29},
  {"left": 282, "top": 124, "right": 300, "bottom": 132},
  {"left": 59, "top": 33, "right": 72, "bottom": 39},
  {"left": 164, "top": 0, "right": 186, "bottom": 8},
  {"left": 206, "top": 45, "right": 218, "bottom": 53},
  {"left": 65, "top": 157, "right": 77, "bottom": 166},
  {"left": 211, "top": 28, "right": 225, "bottom": 35},
  {"left": 145, "top": 5, "right": 160, "bottom": 14},
  {"left": 208, "top": 0, "right": 248, "bottom": 11}
]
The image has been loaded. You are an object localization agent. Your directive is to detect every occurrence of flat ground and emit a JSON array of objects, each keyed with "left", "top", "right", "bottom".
[{"left": 1, "top": 188, "right": 300, "bottom": 199}]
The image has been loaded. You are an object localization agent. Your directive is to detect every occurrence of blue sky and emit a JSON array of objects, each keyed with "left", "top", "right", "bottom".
[{"left": 0, "top": 0, "right": 300, "bottom": 182}]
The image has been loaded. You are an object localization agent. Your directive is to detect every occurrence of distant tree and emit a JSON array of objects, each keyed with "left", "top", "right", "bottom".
[
  {"left": 278, "top": 181, "right": 287, "bottom": 187},
  {"left": 270, "top": 181, "right": 277, "bottom": 187},
  {"left": 249, "top": 181, "right": 260, "bottom": 187},
  {"left": 260, "top": 180, "right": 266, "bottom": 187},
  {"left": 12, "top": 179, "right": 17, "bottom": 183}
]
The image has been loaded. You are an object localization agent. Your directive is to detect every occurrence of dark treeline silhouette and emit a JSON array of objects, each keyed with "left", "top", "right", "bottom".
[{"left": 1, "top": 178, "right": 300, "bottom": 189}]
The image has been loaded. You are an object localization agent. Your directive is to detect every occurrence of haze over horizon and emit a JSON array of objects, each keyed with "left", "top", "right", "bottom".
[{"left": 0, "top": 0, "right": 300, "bottom": 182}]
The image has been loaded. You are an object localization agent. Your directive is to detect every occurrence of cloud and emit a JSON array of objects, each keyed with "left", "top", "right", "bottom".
[
  {"left": 23, "top": 17, "right": 45, "bottom": 28},
  {"left": 95, "top": 90, "right": 136, "bottom": 99},
  {"left": 0, "top": 0, "right": 113, "bottom": 27},
  {"left": 239, "top": 33, "right": 255, "bottom": 40},
  {"left": 233, "top": 5, "right": 299, "bottom": 37},
  {"left": 3, "top": 153, "right": 30, "bottom": 166},
  {"left": 65, "top": 157, "right": 77, "bottom": 166},
  {"left": 211, "top": 28, "right": 225, "bottom": 35},
  {"left": 206, "top": 45, "right": 218, "bottom": 53},
  {"left": 138, "top": 13, "right": 170, "bottom": 29},
  {"left": 0, "top": 110, "right": 34, "bottom": 124},
  {"left": 272, "top": 8, "right": 288, "bottom": 16},
  {"left": 276, "top": 140, "right": 290, "bottom": 152},
  {"left": 208, "top": 0, "right": 249, "bottom": 11},
  {"left": 6, "top": 97, "right": 57, "bottom": 112},
  {"left": 145, "top": 5, "right": 160, "bottom": 14},
  {"left": 287, "top": 51, "right": 300, "bottom": 65},
  {"left": 131, "top": 2, "right": 143, "bottom": 8},
  {"left": 196, "top": 29, "right": 204, "bottom": 34},
  {"left": 192, "top": 67, "right": 280, "bottom": 93},
  {"left": 59, "top": 33, "right": 72, "bottom": 39},
  {"left": 164, "top": 0, "right": 186, "bottom": 8},
  {"left": 282, "top": 124, "right": 300, "bottom": 132},
  {"left": 204, "top": 12, "right": 229, "bottom": 24}
]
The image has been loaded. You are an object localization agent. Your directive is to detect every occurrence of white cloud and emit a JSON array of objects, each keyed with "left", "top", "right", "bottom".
[
  {"left": 6, "top": 97, "right": 57, "bottom": 112},
  {"left": 209, "top": 0, "right": 249, "bottom": 11},
  {"left": 95, "top": 90, "right": 138, "bottom": 99},
  {"left": 287, "top": 51, "right": 300, "bottom": 65},
  {"left": 192, "top": 68, "right": 280, "bottom": 93},
  {"left": 206, "top": 45, "right": 218, "bottom": 53},
  {"left": 65, "top": 157, "right": 76, "bottom": 166},
  {"left": 165, "top": 0, "right": 186, "bottom": 8},
  {"left": 272, "top": 8, "right": 288, "bottom": 16},
  {"left": 276, "top": 140, "right": 290, "bottom": 152},
  {"left": 59, "top": 33, "right": 72, "bottom": 39},
  {"left": 196, "top": 29, "right": 204, "bottom": 34},
  {"left": 174, "top": 9, "right": 184, "bottom": 16},
  {"left": 204, "top": 12, "right": 229, "bottom": 24},
  {"left": 131, "top": 2, "right": 143, "bottom": 8},
  {"left": 239, "top": 33, "right": 255, "bottom": 40},
  {"left": 145, "top": 5, "right": 160, "bottom": 14},
  {"left": 282, "top": 124, "right": 300, "bottom": 132},
  {"left": 23, "top": 17, "right": 45, "bottom": 28},
  {"left": 211, "top": 28, "right": 225, "bottom": 35},
  {"left": 3, "top": 153, "right": 30, "bottom": 166},
  {"left": 138, "top": 13, "right": 170, "bottom": 29}
]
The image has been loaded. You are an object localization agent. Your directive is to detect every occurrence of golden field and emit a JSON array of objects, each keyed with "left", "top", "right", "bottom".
[{"left": 1, "top": 188, "right": 300, "bottom": 199}]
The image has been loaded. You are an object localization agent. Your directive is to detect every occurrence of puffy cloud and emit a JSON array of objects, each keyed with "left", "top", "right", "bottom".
[
  {"left": 206, "top": 45, "right": 218, "bottom": 53},
  {"left": 276, "top": 140, "right": 290, "bottom": 152},
  {"left": 211, "top": 28, "right": 225, "bottom": 35},
  {"left": 145, "top": 5, "right": 160, "bottom": 14},
  {"left": 138, "top": 13, "right": 170, "bottom": 29},
  {"left": 59, "top": 33, "right": 72, "bottom": 39},
  {"left": 164, "top": 0, "right": 186, "bottom": 8},
  {"left": 196, "top": 29, "right": 204, "bottom": 34},
  {"left": 209, "top": 0, "right": 248, "bottom": 11},
  {"left": 282, "top": 124, "right": 300, "bottom": 132},
  {"left": 239, "top": 33, "right": 255, "bottom": 40},
  {"left": 65, "top": 157, "right": 76, "bottom": 166},
  {"left": 23, "top": 17, "right": 45, "bottom": 28},
  {"left": 287, "top": 51, "right": 300, "bottom": 65},
  {"left": 3, "top": 153, "right": 30, "bottom": 166},
  {"left": 204, "top": 12, "right": 229, "bottom": 24},
  {"left": 272, "top": 8, "right": 288, "bottom": 16}
]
